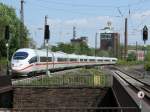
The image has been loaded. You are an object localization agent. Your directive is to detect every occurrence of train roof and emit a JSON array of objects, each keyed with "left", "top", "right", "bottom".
[
  {"left": 14, "top": 48, "right": 118, "bottom": 60},
  {"left": 53, "top": 52, "right": 68, "bottom": 58}
]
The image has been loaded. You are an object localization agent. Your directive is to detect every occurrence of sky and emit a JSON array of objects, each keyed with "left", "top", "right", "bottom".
[{"left": 1, "top": 0, "right": 150, "bottom": 48}]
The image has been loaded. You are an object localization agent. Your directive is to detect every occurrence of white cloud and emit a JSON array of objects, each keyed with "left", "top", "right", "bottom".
[
  {"left": 46, "top": 16, "right": 115, "bottom": 29},
  {"left": 132, "top": 10, "right": 150, "bottom": 21}
]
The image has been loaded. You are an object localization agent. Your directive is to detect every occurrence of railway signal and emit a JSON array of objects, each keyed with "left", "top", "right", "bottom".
[
  {"left": 143, "top": 25, "right": 148, "bottom": 42},
  {"left": 44, "top": 25, "right": 50, "bottom": 40},
  {"left": 142, "top": 26, "right": 148, "bottom": 78},
  {"left": 44, "top": 24, "right": 51, "bottom": 76}
]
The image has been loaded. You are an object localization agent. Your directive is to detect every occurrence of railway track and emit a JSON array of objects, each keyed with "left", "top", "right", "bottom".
[{"left": 112, "top": 68, "right": 150, "bottom": 103}]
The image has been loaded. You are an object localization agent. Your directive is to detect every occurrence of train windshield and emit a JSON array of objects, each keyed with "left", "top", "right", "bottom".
[{"left": 13, "top": 52, "right": 28, "bottom": 60}]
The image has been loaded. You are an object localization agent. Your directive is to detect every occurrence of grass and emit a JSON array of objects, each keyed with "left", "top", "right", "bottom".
[
  {"left": 0, "top": 58, "right": 7, "bottom": 73},
  {"left": 15, "top": 68, "right": 111, "bottom": 87}
]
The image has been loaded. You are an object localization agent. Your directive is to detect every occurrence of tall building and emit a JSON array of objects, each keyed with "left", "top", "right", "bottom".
[{"left": 100, "top": 22, "right": 120, "bottom": 57}]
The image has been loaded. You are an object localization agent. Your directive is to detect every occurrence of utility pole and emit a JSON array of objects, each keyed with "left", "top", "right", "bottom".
[
  {"left": 44, "top": 15, "right": 48, "bottom": 48},
  {"left": 73, "top": 26, "right": 76, "bottom": 39},
  {"left": 136, "top": 41, "right": 138, "bottom": 60},
  {"left": 20, "top": 0, "right": 24, "bottom": 48},
  {"left": 124, "top": 18, "right": 128, "bottom": 60},
  {"left": 95, "top": 32, "right": 97, "bottom": 56}
]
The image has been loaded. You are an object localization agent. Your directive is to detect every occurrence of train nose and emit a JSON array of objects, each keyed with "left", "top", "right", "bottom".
[{"left": 11, "top": 62, "right": 23, "bottom": 67}]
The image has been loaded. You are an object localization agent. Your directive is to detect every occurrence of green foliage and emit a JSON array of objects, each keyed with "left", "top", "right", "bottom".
[
  {"left": 51, "top": 42, "right": 92, "bottom": 55},
  {"left": 96, "top": 50, "right": 109, "bottom": 57},
  {"left": 127, "top": 52, "right": 136, "bottom": 61},
  {"left": 0, "top": 58, "right": 7, "bottom": 71},
  {"left": 0, "top": 3, "right": 29, "bottom": 59},
  {"left": 145, "top": 62, "right": 150, "bottom": 71},
  {"left": 51, "top": 42, "right": 113, "bottom": 57},
  {"left": 144, "top": 47, "right": 150, "bottom": 71},
  {"left": 117, "top": 59, "right": 143, "bottom": 66}
]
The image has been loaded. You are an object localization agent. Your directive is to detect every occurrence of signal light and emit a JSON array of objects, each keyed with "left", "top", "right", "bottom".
[
  {"left": 5, "top": 25, "right": 10, "bottom": 40},
  {"left": 44, "top": 25, "right": 50, "bottom": 40},
  {"left": 143, "top": 25, "right": 148, "bottom": 41}
]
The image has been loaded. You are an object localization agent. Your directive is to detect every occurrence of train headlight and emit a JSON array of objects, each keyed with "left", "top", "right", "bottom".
[{"left": 11, "top": 64, "right": 14, "bottom": 67}]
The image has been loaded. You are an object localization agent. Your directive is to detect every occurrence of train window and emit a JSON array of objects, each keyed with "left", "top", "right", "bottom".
[
  {"left": 112, "top": 60, "right": 116, "bottom": 62},
  {"left": 40, "top": 57, "right": 52, "bottom": 62},
  {"left": 98, "top": 59, "right": 103, "bottom": 62},
  {"left": 13, "top": 52, "right": 28, "bottom": 60},
  {"left": 70, "top": 58, "right": 77, "bottom": 62},
  {"left": 89, "top": 59, "right": 95, "bottom": 62},
  {"left": 84, "top": 59, "right": 87, "bottom": 62},
  {"left": 57, "top": 58, "right": 67, "bottom": 62},
  {"left": 29, "top": 56, "right": 37, "bottom": 64},
  {"left": 80, "top": 59, "right": 84, "bottom": 62},
  {"left": 104, "top": 60, "right": 110, "bottom": 62}
]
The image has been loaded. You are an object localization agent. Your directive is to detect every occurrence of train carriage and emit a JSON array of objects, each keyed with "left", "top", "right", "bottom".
[{"left": 11, "top": 48, "right": 118, "bottom": 76}]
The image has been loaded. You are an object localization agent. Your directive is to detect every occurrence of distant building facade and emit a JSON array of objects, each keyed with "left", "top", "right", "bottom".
[
  {"left": 71, "top": 36, "right": 88, "bottom": 44},
  {"left": 100, "top": 22, "right": 120, "bottom": 57}
]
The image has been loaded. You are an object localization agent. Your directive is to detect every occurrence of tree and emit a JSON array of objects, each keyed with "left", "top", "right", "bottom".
[
  {"left": 51, "top": 42, "right": 74, "bottom": 54},
  {"left": 96, "top": 50, "right": 109, "bottom": 57},
  {"left": 0, "top": 3, "right": 29, "bottom": 59}
]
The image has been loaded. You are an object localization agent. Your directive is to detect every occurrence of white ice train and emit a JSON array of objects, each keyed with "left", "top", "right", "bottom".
[{"left": 11, "top": 48, "right": 117, "bottom": 76}]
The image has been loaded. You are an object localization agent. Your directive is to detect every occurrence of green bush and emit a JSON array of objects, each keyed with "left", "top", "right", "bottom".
[
  {"left": 0, "top": 58, "right": 7, "bottom": 72},
  {"left": 117, "top": 59, "right": 143, "bottom": 66},
  {"left": 145, "top": 62, "right": 150, "bottom": 71},
  {"left": 127, "top": 52, "right": 136, "bottom": 61}
]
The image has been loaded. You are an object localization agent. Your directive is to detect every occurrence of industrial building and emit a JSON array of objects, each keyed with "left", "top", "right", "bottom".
[{"left": 100, "top": 22, "right": 120, "bottom": 57}]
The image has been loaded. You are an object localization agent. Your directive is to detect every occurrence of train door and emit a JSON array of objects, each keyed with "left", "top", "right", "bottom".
[{"left": 28, "top": 56, "right": 38, "bottom": 72}]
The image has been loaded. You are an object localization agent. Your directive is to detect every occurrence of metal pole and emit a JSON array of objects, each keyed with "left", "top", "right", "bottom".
[
  {"left": 46, "top": 39, "right": 50, "bottom": 76},
  {"left": 20, "top": 0, "right": 24, "bottom": 48},
  {"left": 139, "top": 99, "right": 142, "bottom": 112},
  {"left": 143, "top": 41, "right": 146, "bottom": 78},
  {"left": 95, "top": 32, "right": 97, "bottom": 56},
  {"left": 124, "top": 18, "right": 128, "bottom": 60},
  {"left": 136, "top": 41, "right": 138, "bottom": 60},
  {"left": 6, "top": 42, "right": 9, "bottom": 75}
]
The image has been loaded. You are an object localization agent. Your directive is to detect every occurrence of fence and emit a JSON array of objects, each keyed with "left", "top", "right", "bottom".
[{"left": 13, "top": 73, "right": 112, "bottom": 88}]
